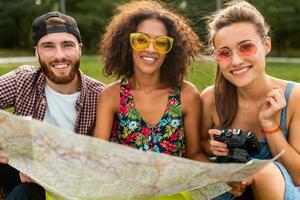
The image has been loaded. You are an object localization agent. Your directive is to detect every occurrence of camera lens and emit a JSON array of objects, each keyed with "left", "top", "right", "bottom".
[{"left": 225, "top": 131, "right": 232, "bottom": 137}]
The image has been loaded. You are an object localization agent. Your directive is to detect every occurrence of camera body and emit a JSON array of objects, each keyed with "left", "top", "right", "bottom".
[{"left": 214, "top": 129, "right": 261, "bottom": 163}]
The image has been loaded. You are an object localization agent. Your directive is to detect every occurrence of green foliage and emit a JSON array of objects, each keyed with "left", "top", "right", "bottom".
[
  {"left": 0, "top": 0, "right": 55, "bottom": 49},
  {"left": 0, "top": 0, "right": 300, "bottom": 56},
  {"left": 67, "top": 0, "right": 127, "bottom": 54},
  {"left": 250, "top": 0, "right": 300, "bottom": 56}
]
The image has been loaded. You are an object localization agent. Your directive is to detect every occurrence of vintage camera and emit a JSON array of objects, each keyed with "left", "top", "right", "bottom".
[{"left": 214, "top": 129, "right": 261, "bottom": 163}]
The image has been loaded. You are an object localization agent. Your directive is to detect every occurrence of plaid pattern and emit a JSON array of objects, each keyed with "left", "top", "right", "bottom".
[{"left": 0, "top": 65, "right": 105, "bottom": 135}]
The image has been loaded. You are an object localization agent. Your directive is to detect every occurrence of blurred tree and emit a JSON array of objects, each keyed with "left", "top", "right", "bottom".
[
  {"left": 0, "top": 0, "right": 299, "bottom": 56},
  {"left": 67, "top": 0, "right": 126, "bottom": 54},
  {"left": 250, "top": 0, "right": 300, "bottom": 56},
  {"left": 0, "top": 0, "right": 55, "bottom": 50},
  {"left": 164, "top": 0, "right": 219, "bottom": 53}
]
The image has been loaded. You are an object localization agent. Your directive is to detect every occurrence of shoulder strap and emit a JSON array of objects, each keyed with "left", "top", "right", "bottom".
[{"left": 280, "top": 82, "right": 295, "bottom": 133}]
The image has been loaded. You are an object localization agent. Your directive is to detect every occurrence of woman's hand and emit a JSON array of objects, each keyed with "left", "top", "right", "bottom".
[
  {"left": 259, "top": 88, "right": 286, "bottom": 129},
  {"left": 208, "top": 129, "right": 228, "bottom": 156},
  {"left": 228, "top": 178, "right": 254, "bottom": 197}
]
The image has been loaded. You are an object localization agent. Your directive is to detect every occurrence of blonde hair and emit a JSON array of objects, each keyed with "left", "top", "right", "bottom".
[
  {"left": 207, "top": 0, "right": 269, "bottom": 50},
  {"left": 206, "top": 0, "right": 270, "bottom": 127}
]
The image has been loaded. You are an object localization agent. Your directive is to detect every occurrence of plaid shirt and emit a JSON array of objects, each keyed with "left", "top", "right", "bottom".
[{"left": 0, "top": 65, "right": 105, "bottom": 136}]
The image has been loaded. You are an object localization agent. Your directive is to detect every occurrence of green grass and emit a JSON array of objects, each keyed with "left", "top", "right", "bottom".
[{"left": 0, "top": 55, "right": 299, "bottom": 90}]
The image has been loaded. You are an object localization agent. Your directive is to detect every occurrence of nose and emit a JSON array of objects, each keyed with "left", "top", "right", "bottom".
[
  {"left": 145, "top": 40, "right": 156, "bottom": 52},
  {"left": 54, "top": 46, "right": 66, "bottom": 60},
  {"left": 231, "top": 50, "right": 243, "bottom": 66}
]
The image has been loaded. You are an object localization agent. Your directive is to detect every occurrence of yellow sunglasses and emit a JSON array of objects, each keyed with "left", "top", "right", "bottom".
[{"left": 130, "top": 32, "right": 174, "bottom": 54}]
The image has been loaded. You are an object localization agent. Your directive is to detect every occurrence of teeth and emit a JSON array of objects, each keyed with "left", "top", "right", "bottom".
[
  {"left": 232, "top": 67, "right": 249, "bottom": 75},
  {"left": 142, "top": 56, "right": 155, "bottom": 62},
  {"left": 53, "top": 64, "right": 68, "bottom": 69}
]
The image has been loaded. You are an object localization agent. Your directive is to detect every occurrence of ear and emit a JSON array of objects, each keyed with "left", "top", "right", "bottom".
[
  {"left": 34, "top": 47, "right": 39, "bottom": 59},
  {"left": 79, "top": 43, "right": 83, "bottom": 56},
  {"left": 263, "top": 36, "right": 271, "bottom": 56}
]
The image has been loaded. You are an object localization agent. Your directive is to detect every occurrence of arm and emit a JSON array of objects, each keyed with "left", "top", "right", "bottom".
[
  {"left": 199, "top": 86, "right": 214, "bottom": 156},
  {"left": 200, "top": 86, "right": 253, "bottom": 196},
  {"left": 181, "top": 82, "right": 210, "bottom": 162},
  {"left": 200, "top": 86, "right": 228, "bottom": 156},
  {"left": 259, "top": 86, "right": 300, "bottom": 185},
  {"left": 0, "top": 70, "right": 18, "bottom": 109},
  {"left": 288, "top": 88, "right": 300, "bottom": 185},
  {"left": 94, "top": 82, "right": 120, "bottom": 141}
]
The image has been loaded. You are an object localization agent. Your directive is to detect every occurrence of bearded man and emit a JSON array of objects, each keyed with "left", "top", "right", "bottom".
[{"left": 0, "top": 11, "right": 105, "bottom": 200}]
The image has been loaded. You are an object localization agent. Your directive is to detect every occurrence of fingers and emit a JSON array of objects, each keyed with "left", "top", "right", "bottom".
[
  {"left": 208, "top": 129, "right": 228, "bottom": 156},
  {"left": 0, "top": 156, "right": 8, "bottom": 164},
  {"left": 229, "top": 187, "right": 244, "bottom": 197},
  {"left": 241, "top": 177, "right": 254, "bottom": 185},
  {"left": 259, "top": 88, "right": 286, "bottom": 123},
  {"left": 19, "top": 172, "right": 36, "bottom": 183},
  {"left": 208, "top": 129, "right": 221, "bottom": 139},
  {"left": 209, "top": 140, "right": 228, "bottom": 155},
  {"left": 228, "top": 179, "right": 253, "bottom": 197},
  {"left": 265, "top": 88, "right": 286, "bottom": 110}
]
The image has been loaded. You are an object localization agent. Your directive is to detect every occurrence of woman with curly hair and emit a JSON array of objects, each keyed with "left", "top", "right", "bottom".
[{"left": 95, "top": 0, "right": 210, "bottom": 161}]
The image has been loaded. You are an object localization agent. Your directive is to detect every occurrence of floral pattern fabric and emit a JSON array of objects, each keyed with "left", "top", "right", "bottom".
[{"left": 111, "top": 79, "right": 185, "bottom": 157}]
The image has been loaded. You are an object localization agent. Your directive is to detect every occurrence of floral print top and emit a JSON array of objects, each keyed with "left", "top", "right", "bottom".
[{"left": 110, "top": 79, "right": 185, "bottom": 157}]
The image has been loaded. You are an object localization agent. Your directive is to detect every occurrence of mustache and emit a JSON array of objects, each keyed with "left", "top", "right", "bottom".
[{"left": 49, "top": 58, "right": 71, "bottom": 64}]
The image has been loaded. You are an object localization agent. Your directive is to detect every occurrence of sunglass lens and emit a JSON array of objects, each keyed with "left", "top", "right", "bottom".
[
  {"left": 155, "top": 36, "right": 172, "bottom": 53},
  {"left": 214, "top": 49, "right": 231, "bottom": 62},
  {"left": 239, "top": 42, "right": 257, "bottom": 56},
  {"left": 131, "top": 33, "right": 149, "bottom": 51}
]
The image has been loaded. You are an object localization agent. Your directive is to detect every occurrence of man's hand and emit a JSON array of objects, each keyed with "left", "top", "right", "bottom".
[
  {"left": 0, "top": 156, "right": 8, "bottom": 164},
  {"left": 19, "top": 172, "right": 37, "bottom": 183}
]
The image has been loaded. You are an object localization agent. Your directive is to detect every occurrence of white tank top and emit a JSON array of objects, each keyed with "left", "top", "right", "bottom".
[{"left": 43, "top": 84, "right": 80, "bottom": 133}]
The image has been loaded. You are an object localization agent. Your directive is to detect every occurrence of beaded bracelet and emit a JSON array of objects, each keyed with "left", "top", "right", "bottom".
[{"left": 261, "top": 125, "right": 281, "bottom": 135}]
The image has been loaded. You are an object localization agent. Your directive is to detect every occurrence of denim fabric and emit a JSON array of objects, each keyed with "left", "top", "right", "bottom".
[{"left": 274, "top": 161, "right": 300, "bottom": 200}]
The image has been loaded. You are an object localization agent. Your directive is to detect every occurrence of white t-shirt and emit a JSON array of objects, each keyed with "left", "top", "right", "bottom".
[{"left": 43, "top": 84, "right": 80, "bottom": 132}]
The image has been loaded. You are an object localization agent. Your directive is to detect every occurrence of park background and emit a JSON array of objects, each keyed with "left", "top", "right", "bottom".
[{"left": 0, "top": 0, "right": 300, "bottom": 89}]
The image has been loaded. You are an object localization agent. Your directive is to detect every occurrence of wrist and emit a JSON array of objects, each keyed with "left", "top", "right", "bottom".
[
  {"left": 261, "top": 124, "right": 281, "bottom": 135},
  {"left": 260, "top": 120, "right": 278, "bottom": 130}
]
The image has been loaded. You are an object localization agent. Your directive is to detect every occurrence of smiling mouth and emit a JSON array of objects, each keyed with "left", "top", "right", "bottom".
[
  {"left": 52, "top": 63, "right": 69, "bottom": 69},
  {"left": 231, "top": 66, "right": 252, "bottom": 75},
  {"left": 141, "top": 55, "right": 157, "bottom": 63}
]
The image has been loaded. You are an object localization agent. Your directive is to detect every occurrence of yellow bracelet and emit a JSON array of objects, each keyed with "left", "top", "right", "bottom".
[{"left": 261, "top": 125, "right": 281, "bottom": 135}]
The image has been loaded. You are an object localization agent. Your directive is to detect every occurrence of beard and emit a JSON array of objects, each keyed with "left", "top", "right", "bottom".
[{"left": 39, "top": 57, "right": 80, "bottom": 85}]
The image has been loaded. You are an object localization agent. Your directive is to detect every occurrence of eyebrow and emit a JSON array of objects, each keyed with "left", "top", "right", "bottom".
[
  {"left": 237, "top": 39, "right": 253, "bottom": 45},
  {"left": 218, "top": 39, "right": 253, "bottom": 49},
  {"left": 39, "top": 42, "right": 53, "bottom": 46},
  {"left": 136, "top": 32, "right": 167, "bottom": 38},
  {"left": 39, "top": 40, "right": 76, "bottom": 46}
]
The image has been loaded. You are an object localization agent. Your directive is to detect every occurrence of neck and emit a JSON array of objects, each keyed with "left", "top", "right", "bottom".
[
  {"left": 46, "top": 75, "right": 80, "bottom": 94},
  {"left": 129, "top": 75, "right": 165, "bottom": 92},
  {"left": 237, "top": 74, "right": 274, "bottom": 101}
]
